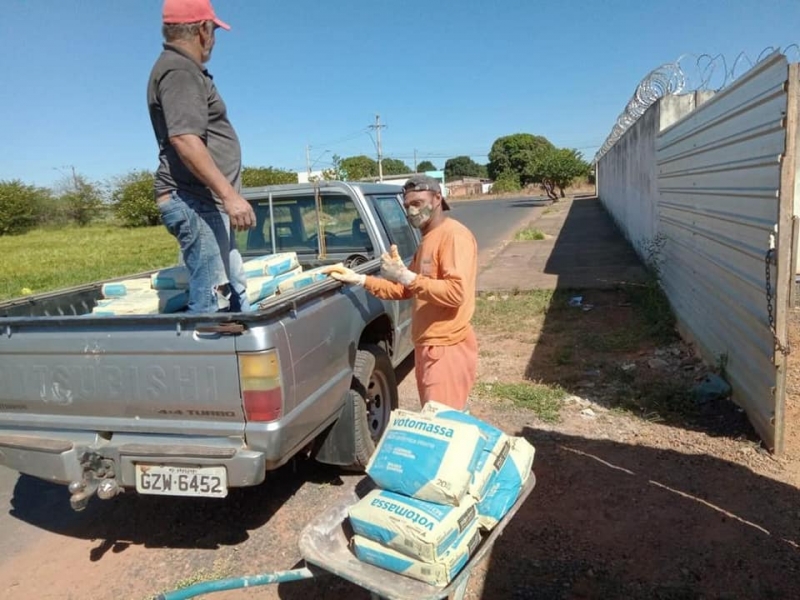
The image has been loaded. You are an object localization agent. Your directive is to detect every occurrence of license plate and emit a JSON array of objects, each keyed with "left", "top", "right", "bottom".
[{"left": 135, "top": 464, "right": 228, "bottom": 498}]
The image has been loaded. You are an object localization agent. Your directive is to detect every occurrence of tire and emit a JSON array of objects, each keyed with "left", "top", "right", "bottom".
[{"left": 348, "top": 343, "right": 398, "bottom": 470}]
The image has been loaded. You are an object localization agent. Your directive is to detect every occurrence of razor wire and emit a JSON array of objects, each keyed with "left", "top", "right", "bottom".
[{"left": 592, "top": 45, "right": 800, "bottom": 164}]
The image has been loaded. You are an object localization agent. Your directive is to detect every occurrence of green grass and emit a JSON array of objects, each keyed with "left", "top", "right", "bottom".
[
  {"left": 0, "top": 224, "right": 178, "bottom": 301},
  {"left": 514, "top": 227, "right": 546, "bottom": 241},
  {"left": 476, "top": 381, "right": 566, "bottom": 422},
  {"left": 621, "top": 278, "right": 677, "bottom": 344},
  {"left": 554, "top": 346, "right": 574, "bottom": 365},
  {"left": 473, "top": 290, "right": 556, "bottom": 331}
]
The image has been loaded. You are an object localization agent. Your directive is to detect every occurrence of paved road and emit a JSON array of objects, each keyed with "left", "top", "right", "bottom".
[{"left": 449, "top": 196, "right": 550, "bottom": 268}]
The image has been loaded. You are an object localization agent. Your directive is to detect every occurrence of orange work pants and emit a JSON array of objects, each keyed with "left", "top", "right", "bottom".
[{"left": 414, "top": 327, "right": 478, "bottom": 411}]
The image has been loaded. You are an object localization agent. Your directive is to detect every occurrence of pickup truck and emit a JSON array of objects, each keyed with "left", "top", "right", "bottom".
[{"left": 0, "top": 180, "right": 420, "bottom": 511}]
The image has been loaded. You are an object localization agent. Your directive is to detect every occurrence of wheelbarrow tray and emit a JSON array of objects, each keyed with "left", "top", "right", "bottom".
[{"left": 298, "top": 472, "right": 536, "bottom": 600}]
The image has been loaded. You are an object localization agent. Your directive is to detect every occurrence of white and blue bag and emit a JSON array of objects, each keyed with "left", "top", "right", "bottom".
[
  {"left": 276, "top": 264, "right": 335, "bottom": 294},
  {"left": 150, "top": 265, "right": 190, "bottom": 290},
  {"left": 476, "top": 436, "right": 535, "bottom": 530},
  {"left": 421, "top": 401, "right": 512, "bottom": 500},
  {"left": 365, "top": 409, "right": 486, "bottom": 506},
  {"left": 243, "top": 252, "right": 299, "bottom": 278},
  {"left": 351, "top": 520, "right": 482, "bottom": 587},
  {"left": 100, "top": 278, "right": 152, "bottom": 298},
  {"left": 245, "top": 269, "right": 303, "bottom": 304},
  {"left": 91, "top": 288, "right": 189, "bottom": 315},
  {"left": 348, "top": 488, "right": 478, "bottom": 563}
]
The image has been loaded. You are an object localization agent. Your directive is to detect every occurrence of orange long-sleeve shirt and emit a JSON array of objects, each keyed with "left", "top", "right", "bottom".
[{"left": 364, "top": 217, "right": 478, "bottom": 347}]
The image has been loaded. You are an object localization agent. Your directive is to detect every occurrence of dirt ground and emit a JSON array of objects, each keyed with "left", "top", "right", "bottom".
[{"left": 2, "top": 283, "right": 799, "bottom": 600}]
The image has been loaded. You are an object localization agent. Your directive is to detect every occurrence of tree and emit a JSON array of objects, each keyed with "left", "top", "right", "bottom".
[
  {"left": 525, "top": 148, "right": 590, "bottom": 200},
  {"left": 241, "top": 166, "right": 297, "bottom": 187},
  {"left": 444, "top": 156, "right": 488, "bottom": 181},
  {"left": 340, "top": 155, "right": 378, "bottom": 180},
  {"left": 0, "top": 179, "right": 49, "bottom": 235},
  {"left": 111, "top": 170, "right": 160, "bottom": 227},
  {"left": 490, "top": 171, "right": 522, "bottom": 194},
  {"left": 382, "top": 158, "right": 412, "bottom": 176},
  {"left": 416, "top": 160, "right": 437, "bottom": 172},
  {"left": 55, "top": 169, "right": 104, "bottom": 226},
  {"left": 322, "top": 154, "right": 347, "bottom": 181},
  {"left": 487, "top": 133, "right": 555, "bottom": 185}
]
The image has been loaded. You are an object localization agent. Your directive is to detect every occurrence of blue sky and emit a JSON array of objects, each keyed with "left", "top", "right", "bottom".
[{"left": 1, "top": 0, "right": 799, "bottom": 189}]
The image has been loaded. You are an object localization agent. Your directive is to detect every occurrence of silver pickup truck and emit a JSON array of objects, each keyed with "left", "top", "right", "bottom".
[{"left": 0, "top": 180, "right": 420, "bottom": 510}]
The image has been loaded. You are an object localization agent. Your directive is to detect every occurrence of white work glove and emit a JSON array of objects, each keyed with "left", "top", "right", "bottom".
[
  {"left": 322, "top": 264, "right": 366, "bottom": 286},
  {"left": 380, "top": 251, "right": 417, "bottom": 286}
]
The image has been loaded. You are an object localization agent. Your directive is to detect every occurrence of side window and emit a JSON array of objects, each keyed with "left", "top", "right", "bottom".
[{"left": 372, "top": 195, "right": 417, "bottom": 259}]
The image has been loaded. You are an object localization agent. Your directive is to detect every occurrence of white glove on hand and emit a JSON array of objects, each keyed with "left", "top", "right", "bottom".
[
  {"left": 322, "top": 264, "right": 366, "bottom": 285},
  {"left": 380, "top": 252, "right": 417, "bottom": 286}
]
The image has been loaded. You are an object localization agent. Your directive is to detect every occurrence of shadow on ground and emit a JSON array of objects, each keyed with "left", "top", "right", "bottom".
[
  {"left": 480, "top": 427, "right": 800, "bottom": 599},
  {"left": 276, "top": 427, "right": 800, "bottom": 600},
  {"left": 518, "top": 196, "right": 759, "bottom": 442},
  {"left": 9, "top": 458, "right": 343, "bottom": 559}
]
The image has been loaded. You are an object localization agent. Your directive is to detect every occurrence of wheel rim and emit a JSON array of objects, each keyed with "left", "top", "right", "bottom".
[{"left": 366, "top": 369, "right": 391, "bottom": 441}]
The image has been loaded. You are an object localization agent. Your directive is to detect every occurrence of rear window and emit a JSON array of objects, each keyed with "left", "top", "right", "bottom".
[{"left": 237, "top": 193, "right": 373, "bottom": 256}]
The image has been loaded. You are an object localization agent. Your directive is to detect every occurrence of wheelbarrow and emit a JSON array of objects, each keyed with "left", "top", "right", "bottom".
[{"left": 154, "top": 473, "right": 536, "bottom": 600}]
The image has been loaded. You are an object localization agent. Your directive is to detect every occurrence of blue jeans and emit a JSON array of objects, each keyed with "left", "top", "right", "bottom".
[{"left": 157, "top": 190, "right": 250, "bottom": 314}]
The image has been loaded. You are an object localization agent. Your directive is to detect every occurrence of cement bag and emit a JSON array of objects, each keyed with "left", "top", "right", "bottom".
[
  {"left": 245, "top": 269, "right": 301, "bottom": 304},
  {"left": 421, "top": 401, "right": 511, "bottom": 500},
  {"left": 476, "top": 436, "right": 535, "bottom": 531},
  {"left": 276, "top": 264, "right": 336, "bottom": 294},
  {"left": 91, "top": 289, "right": 189, "bottom": 315},
  {"left": 150, "top": 265, "right": 190, "bottom": 290},
  {"left": 100, "top": 278, "right": 152, "bottom": 298},
  {"left": 365, "top": 409, "right": 486, "bottom": 506},
  {"left": 348, "top": 488, "right": 478, "bottom": 563},
  {"left": 352, "top": 520, "right": 481, "bottom": 587},
  {"left": 243, "top": 252, "right": 299, "bottom": 278}
]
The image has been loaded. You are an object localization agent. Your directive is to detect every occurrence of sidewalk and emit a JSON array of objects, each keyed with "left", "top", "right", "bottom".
[{"left": 477, "top": 195, "right": 648, "bottom": 292}]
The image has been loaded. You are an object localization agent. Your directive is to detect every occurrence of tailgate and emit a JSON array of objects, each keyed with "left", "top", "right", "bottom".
[{"left": 0, "top": 320, "right": 245, "bottom": 437}]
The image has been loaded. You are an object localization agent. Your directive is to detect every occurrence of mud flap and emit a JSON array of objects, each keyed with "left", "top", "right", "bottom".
[{"left": 312, "top": 396, "right": 356, "bottom": 466}]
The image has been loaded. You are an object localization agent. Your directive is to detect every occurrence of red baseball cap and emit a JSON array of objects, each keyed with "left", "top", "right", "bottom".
[{"left": 162, "top": 0, "right": 231, "bottom": 31}]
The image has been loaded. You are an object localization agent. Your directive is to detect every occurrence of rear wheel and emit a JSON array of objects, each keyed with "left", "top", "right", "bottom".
[{"left": 348, "top": 344, "right": 398, "bottom": 470}]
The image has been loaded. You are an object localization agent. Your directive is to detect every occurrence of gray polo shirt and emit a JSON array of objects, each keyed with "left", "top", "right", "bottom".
[{"left": 147, "top": 44, "right": 242, "bottom": 206}]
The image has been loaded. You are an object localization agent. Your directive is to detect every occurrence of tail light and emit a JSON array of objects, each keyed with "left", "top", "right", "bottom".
[{"left": 238, "top": 350, "right": 283, "bottom": 422}]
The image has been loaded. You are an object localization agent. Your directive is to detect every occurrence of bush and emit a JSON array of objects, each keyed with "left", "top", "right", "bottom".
[
  {"left": 112, "top": 170, "right": 160, "bottom": 227},
  {"left": 490, "top": 171, "right": 522, "bottom": 194},
  {"left": 241, "top": 166, "right": 298, "bottom": 187},
  {"left": 0, "top": 180, "right": 49, "bottom": 235},
  {"left": 61, "top": 177, "right": 104, "bottom": 226}
]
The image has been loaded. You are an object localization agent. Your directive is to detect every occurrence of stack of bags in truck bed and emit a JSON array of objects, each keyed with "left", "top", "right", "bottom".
[
  {"left": 347, "top": 402, "right": 535, "bottom": 587},
  {"left": 91, "top": 252, "right": 339, "bottom": 315}
]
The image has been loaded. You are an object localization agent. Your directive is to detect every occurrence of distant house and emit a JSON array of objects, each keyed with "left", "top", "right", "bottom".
[
  {"left": 445, "top": 177, "right": 493, "bottom": 197},
  {"left": 296, "top": 170, "right": 326, "bottom": 183}
]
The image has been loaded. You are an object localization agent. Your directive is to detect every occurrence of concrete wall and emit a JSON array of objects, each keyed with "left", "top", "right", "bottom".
[
  {"left": 596, "top": 55, "right": 795, "bottom": 453},
  {"left": 597, "top": 92, "right": 715, "bottom": 260}
]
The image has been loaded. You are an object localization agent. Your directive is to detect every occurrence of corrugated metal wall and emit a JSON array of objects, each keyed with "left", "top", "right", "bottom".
[{"left": 655, "top": 53, "right": 794, "bottom": 452}]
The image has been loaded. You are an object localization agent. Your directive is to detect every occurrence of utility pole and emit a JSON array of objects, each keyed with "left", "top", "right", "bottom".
[
  {"left": 413, "top": 149, "right": 418, "bottom": 172},
  {"left": 305, "top": 144, "right": 311, "bottom": 180},
  {"left": 368, "top": 114, "right": 386, "bottom": 181}
]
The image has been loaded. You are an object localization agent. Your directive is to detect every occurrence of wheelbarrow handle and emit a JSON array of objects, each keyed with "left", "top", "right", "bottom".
[{"left": 153, "top": 566, "right": 317, "bottom": 600}]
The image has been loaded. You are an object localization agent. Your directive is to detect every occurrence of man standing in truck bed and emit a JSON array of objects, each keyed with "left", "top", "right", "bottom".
[
  {"left": 147, "top": 0, "right": 255, "bottom": 313},
  {"left": 324, "top": 175, "right": 479, "bottom": 411}
]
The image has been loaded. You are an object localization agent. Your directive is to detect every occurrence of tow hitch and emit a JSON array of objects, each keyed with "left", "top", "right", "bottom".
[{"left": 68, "top": 451, "right": 122, "bottom": 511}]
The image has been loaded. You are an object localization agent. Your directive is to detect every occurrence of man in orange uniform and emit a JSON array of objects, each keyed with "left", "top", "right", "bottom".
[{"left": 324, "top": 175, "right": 479, "bottom": 410}]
